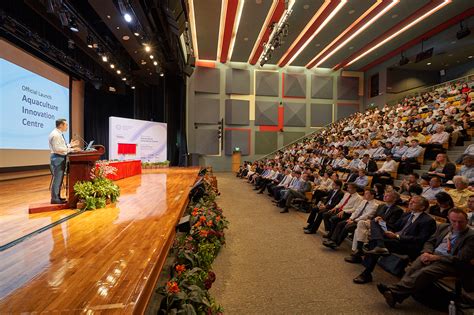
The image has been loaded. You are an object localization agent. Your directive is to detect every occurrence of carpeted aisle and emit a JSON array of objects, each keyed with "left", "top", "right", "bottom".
[{"left": 210, "top": 172, "right": 441, "bottom": 315}]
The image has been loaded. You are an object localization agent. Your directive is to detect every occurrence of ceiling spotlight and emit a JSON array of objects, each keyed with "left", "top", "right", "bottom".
[
  {"left": 110, "top": 64, "right": 115, "bottom": 69},
  {"left": 134, "top": 31, "right": 139, "bottom": 36},
  {"left": 122, "top": 77, "right": 127, "bottom": 81},
  {"left": 160, "top": 72, "right": 164, "bottom": 77},
  {"left": 124, "top": 13, "right": 132, "bottom": 23},
  {"left": 153, "top": 61, "right": 158, "bottom": 66},
  {"left": 87, "top": 35, "right": 94, "bottom": 48},
  {"left": 468, "top": 55, "right": 473, "bottom": 59},
  {"left": 145, "top": 45, "right": 151, "bottom": 52},
  {"left": 101, "top": 55, "right": 108, "bottom": 62},
  {"left": 116, "top": 70, "right": 121, "bottom": 74},
  {"left": 69, "top": 19, "right": 79, "bottom": 32},
  {"left": 149, "top": 55, "right": 154, "bottom": 59},
  {"left": 427, "top": 62, "right": 431, "bottom": 65},
  {"left": 131, "top": 86, "right": 135, "bottom": 89}
]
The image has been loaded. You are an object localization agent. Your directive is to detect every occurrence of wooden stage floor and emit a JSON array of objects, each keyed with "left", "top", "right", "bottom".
[{"left": 0, "top": 167, "right": 199, "bottom": 313}]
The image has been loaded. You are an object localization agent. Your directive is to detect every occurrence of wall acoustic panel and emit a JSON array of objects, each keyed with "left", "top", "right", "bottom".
[
  {"left": 283, "top": 73, "right": 306, "bottom": 98},
  {"left": 337, "top": 103, "right": 359, "bottom": 120},
  {"left": 194, "top": 67, "right": 220, "bottom": 94},
  {"left": 255, "top": 131, "right": 277, "bottom": 155},
  {"left": 311, "top": 75, "right": 333, "bottom": 99},
  {"left": 225, "top": 99, "right": 249, "bottom": 125},
  {"left": 194, "top": 96, "right": 220, "bottom": 124},
  {"left": 255, "top": 101, "right": 278, "bottom": 126},
  {"left": 225, "top": 68, "right": 251, "bottom": 94},
  {"left": 194, "top": 129, "right": 219, "bottom": 155},
  {"left": 283, "top": 102, "right": 306, "bottom": 127},
  {"left": 255, "top": 71, "right": 278, "bottom": 96},
  {"left": 311, "top": 103, "right": 333, "bottom": 127},
  {"left": 224, "top": 129, "right": 250, "bottom": 156},
  {"left": 337, "top": 76, "right": 359, "bottom": 100},
  {"left": 283, "top": 132, "right": 305, "bottom": 146}
]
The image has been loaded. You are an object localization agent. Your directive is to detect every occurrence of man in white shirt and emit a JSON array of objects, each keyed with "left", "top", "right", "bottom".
[
  {"left": 322, "top": 183, "right": 363, "bottom": 236},
  {"left": 323, "top": 189, "right": 378, "bottom": 249},
  {"left": 421, "top": 176, "right": 445, "bottom": 201},
  {"left": 48, "top": 118, "right": 79, "bottom": 204},
  {"left": 372, "top": 154, "right": 398, "bottom": 186}
]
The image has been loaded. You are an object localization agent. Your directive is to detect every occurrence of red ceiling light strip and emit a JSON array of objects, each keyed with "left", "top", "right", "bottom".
[
  {"left": 305, "top": 0, "right": 396, "bottom": 69},
  {"left": 278, "top": 0, "right": 344, "bottom": 67},
  {"left": 334, "top": 0, "right": 451, "bottom": 70},
  {"left": 248, "top": 0, "right": 285, "bottom": 65},
  {"left": 220, "top": 0, "right": 240, "bottom": 63},
  {"left": 359, "top": 7, "right": 474, "bottom": 71}
]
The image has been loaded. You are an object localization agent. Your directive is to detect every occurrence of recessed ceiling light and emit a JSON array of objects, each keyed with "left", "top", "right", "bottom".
[
  {"left": 124, "top": 13, "right": 132, "bottom": 23},
  {"left": 149, "top": 72, "right": 152, "bottom": 75},
  {"left": 145, "top": 45, "right": 151, "bottom": 52},
  {"left": 107, "top": 15, "right": 111, "bottom": 19},
  {"left": 122, "top": 77, "right": 127, "bottom": 81},
  {"left": 122, "top": 35, "right": 130, "bottom": 41},
  {"left": 391, "top": 14, "right": 398, "bottom": 19},
  {"left": 131, "top": 86, "right": 135, "bottom": 89},
  {"left": 116, "top": 70, "right": 121, "bottom": 74},
  {"left": 303, "top": 4, "right": 310, "bottom": 10},
  {"left": 153, "top": 61, "right": 158, "bottom": 66},
  {"left": 160, "top": 72, "right": 164, "bottom": 77},
  {"left": 102, "top": 55, "right": 108, "bottom": 62},
  {"left": 468, "top": 55, "right": 473, "bottom": 59},
  {"left": 149, "top": 55, "right": 154, "bottom": 59},
  {"left": 110, "top": 64, "right": 115, "bottom": 69},
  {"left": 348, "top": 9, "right": 355, "bottom": 15},
  {"left": 426, "top": 62, "right": 431, "bottom": 65},
  {"left": 141, "top": 60, "right": 147, "bottom": 65},
  {"left": 134, "top": 32, "right": 140, "bottom": 36}
]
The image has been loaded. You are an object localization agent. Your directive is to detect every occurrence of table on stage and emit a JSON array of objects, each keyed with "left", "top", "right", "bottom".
[{"left": 106, "top": 160, "right": 142, "bottom": 180}]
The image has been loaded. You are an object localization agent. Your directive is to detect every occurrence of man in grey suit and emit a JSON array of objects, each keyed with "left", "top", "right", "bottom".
[
  {"left": 281, "top": 173, "right": 312, "bottom": 213},
  {"left": 377, "top": 207, "right": 474, "bottom": 308}
]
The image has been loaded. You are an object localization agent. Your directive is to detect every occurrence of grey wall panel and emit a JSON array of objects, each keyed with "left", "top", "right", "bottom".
[
  {"left": 225, "top": 68, "right": 251, "bottom": 94},
  {"left": 255, "top": 101, "right": 278, "bottom": 126},
  {"left": 194, "top": 130, "right": 219, "bottom": 155},
  {"left": 255, "top": 71, "right": 279, "bottom": 96},
  {"left": 283, "top": 132, "right": 305, "bottom": 146},
  {"left": 194, "top": 96, "right": 220, "bottom": 123},
  {"left": 283, "top": 73, "right": 306, "bottom": 97},
  {"left": 283, "top": 102, "right": 306, "bottom": 127},
  {"left": 194, "top": 67, "right": 220, "bottom": 94},
  {"left": 337, "top": 103, "right": 359, "bottom": 120},
  {"left": 311, "top": 103, "right": 333, "bottom": 127},
  {"left": 255, "top": 131, "right": 278, "bottom": 155},
  {"left": 225, "top": 99, "right": 249, "bottom": 125},
  {"left": 337, "top": 76, "right": 359, "bottom": 100},
  {"left": 224, "top": 130, "right": 250, "bottom": 156},
  {"left": 311, "top": 75, "right": 333, "bottom": 99}
]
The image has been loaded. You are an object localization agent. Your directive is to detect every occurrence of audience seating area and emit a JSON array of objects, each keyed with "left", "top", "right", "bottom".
[{"left": 237, "top": 78, "right": 474, "bottom": 312}]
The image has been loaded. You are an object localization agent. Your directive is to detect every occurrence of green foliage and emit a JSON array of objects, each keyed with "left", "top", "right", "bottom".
[
  {"left": 158, "top": 179, "right": 227, "bottom": 315},
  {"left": 73, "top": 177, "right": 120, "bottom": 210}
]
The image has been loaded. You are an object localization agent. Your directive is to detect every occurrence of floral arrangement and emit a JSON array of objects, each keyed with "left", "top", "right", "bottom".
[
  {"left": 73, "top": 161, "right": 120, "bottom": 210},
  {"left": 158, "top": 177, "right": 228, "bottom": 314}
]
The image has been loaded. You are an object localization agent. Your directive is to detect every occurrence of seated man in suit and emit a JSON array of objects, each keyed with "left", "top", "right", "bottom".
[
  {"left": 353, "top": 195, "right": 436, "bottom": 284},
  {"left": 377, "top": 207, "right": 474, "bottom": 308},
  {"left": 266, "top": 168, "right": 290, "bottom": 195},
  {"left": 322, "top": 188, "right": 378, "bottom": 249},
  {"left": 321, "top": 183, "right": 363, "bottom": 237},
  {"left": 345, "top": 191, "right": 403, "bottom": 263},
  {"left": 304, "top": 180, "right": 344, "bottom": 234},
  {"left": 280, "top": 173, "right": 312, "bottom": 213}
]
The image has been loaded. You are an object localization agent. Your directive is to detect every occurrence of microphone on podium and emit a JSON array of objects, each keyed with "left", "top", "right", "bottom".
[{"left": 73, "top": 133, "right": 87, "bottom": 149}]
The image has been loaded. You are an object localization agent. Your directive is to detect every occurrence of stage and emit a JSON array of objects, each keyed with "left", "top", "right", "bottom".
[{"left": 0, "top": 167, "right": 200, "bottom": 313}]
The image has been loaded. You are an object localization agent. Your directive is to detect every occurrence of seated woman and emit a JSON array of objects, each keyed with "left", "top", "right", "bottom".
[
  {"left": 428, "top": 191, "right": 454, "bottom": 220},
  {"left": 421, "top": 153, "right": 456, "bottom": 185}
]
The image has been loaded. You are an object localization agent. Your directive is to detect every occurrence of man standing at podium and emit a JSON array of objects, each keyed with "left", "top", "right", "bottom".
[{"left": 48, "top": 118, "right": 79, "bottom": 204}]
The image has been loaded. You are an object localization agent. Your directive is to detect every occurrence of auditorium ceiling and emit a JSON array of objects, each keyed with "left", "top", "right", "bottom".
[{"left": 189, "top": 0, "right": 474, "bottom": 71}]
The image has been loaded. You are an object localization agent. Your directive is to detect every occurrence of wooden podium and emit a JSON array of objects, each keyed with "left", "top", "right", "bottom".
[
  {"left": 28, "top": 145, "right": 105, "bottom": 214},
  {"left": 231, "top": 150, "right": 241, "bottom": 173}
]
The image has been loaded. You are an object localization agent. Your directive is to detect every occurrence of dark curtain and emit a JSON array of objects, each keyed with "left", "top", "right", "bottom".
[{"left": 83, "top": 84, "right": 133, "bottom": 159}]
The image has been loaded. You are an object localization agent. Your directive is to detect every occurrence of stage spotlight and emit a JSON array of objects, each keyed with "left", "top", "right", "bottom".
[
  {"left": 149, "top": 55, "right": 154, "bottom": 59},
  {"left": 69, "top": 19, "right": 79, "bottom": 32},
  {"left": 145, "top": 45, "right": 151, "bottom": 52},
  {"left": 87, "top": 35, "right": 94, "bottom": 48},
  {"left": 110, "top": 64, "right": 115, "bottom": 69},
  {"left": 124, "top": 13, "right": 132, "bottom": 23},
  {"left": 153, "top": 61, "right": 158, "bottom": 66},
  {"left": 116, "top": 69, "right": 121, "bottom": 74},
  {"left": 102, "top": 55, "right": 108, "bottom": 62}
]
